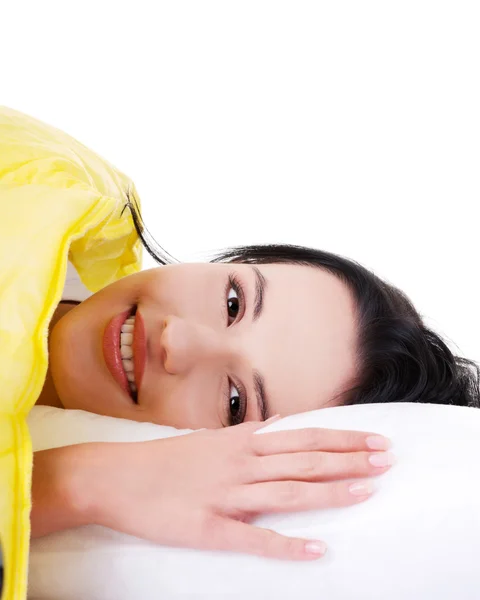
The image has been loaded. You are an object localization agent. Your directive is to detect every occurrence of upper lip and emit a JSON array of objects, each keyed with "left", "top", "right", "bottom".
[{"left": 133, "top": 308, "right": 146, "bottom": 397}]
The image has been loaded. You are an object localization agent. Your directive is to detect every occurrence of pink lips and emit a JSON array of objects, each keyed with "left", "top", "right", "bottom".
[
  {"left": 103, "top": 308, "right": 147, "bottom": 402},
  {"left": 103, "top": 309, "right": 132, "bottom": 398}
]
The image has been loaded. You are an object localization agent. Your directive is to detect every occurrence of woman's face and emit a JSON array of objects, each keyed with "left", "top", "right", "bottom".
[{"left": 50, "top": 263, "right": 358, "bottom": 428}]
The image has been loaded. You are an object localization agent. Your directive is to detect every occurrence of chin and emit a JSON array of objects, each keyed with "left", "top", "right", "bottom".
[{"left": 49, "top": 314, "right": 92, "bottom": 412}]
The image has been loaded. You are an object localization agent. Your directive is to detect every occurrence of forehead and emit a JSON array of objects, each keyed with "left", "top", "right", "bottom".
[{"left": 236, "top": 263, "right": 359, "bottom": 416}]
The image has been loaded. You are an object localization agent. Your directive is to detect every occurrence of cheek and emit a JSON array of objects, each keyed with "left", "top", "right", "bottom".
[
  {"left": 141, "top": 368, "right": 224, "bottom": 429},
  {"left": 91, "top": 276, "right": 143, "bottom": 311},
  {"left": 141, "top": 270, "right": 219, "bottom": 322}
]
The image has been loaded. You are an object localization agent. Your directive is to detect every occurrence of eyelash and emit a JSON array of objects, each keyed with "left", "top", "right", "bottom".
[
  {"left": 223, "top": 273, "right": 248, "bottom": 426},
  {"left": 223, "top": 376, "right": 248, "bottom": 427},
  {"left": 223, "top": 273, "right": 245, "bottom": 326}
]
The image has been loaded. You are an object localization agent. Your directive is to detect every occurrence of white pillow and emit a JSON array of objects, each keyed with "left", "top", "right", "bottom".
[{"left": 27, "top": 403, "right": 480, "bottom": 600}]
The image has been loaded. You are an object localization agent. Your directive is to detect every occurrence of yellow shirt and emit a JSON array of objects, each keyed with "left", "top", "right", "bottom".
[{"left": 0, "top": 107, "right": 142, "bottom": 599}]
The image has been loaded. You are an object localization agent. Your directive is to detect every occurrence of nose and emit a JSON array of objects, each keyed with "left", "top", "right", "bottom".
[{"left": 160, "top": 315, "right": 230, "bottom": 374}]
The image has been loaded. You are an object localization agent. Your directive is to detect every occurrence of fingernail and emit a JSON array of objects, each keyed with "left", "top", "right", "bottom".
[
  {"left": 349, "top": 480, "right": 375, "bottom": 496},
  {"left": 368, "top": 452, "right": 396, "bottom": 467},
  {"left": 305, "top": 541, "right": 327, "bottom": 556},
  {"left": 366, "top": 435, "right": 392, "bottom": 450},
  {"left": 265, "top": 414, "right": 281, "bottom": 424}
]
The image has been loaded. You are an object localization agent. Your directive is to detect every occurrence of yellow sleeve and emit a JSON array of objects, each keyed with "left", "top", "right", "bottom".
[{"left": 0, "top": 107, "right": 142, "bottom": 599}]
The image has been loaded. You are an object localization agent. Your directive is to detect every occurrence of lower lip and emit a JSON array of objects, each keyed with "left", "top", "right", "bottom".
[{"left": 103, "top": 309, "right": 133, "bottom": 398}]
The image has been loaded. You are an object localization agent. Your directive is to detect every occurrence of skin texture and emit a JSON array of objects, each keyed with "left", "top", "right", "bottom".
[{"left": 39, "top": 263, "right": 358, "bottom": 428}]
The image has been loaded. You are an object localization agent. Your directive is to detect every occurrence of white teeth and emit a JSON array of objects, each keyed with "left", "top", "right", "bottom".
[
  {"left": 121, "top": 332, "right": 133, "bottom": 345},
  {"left": 122, "top": 358, "right": 134, "bottom": 372},
  {"left": 120, "top": 314, "right": 137, "bottom": 397},
  {"left": 120, "top": 344, "right": 133, "bottom": 359}
]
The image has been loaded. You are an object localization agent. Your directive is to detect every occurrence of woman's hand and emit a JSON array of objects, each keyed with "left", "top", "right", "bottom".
[{"left": 60, "top": 420, "right": 394, "bottom": 561}]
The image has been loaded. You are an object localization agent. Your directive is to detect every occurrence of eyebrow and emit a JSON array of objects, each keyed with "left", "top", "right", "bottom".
[
  {"left": 252, "top": 266, "right": 267, "bottom": 322},
  {"left": 253, "top": 369, "right": 270, "bottom": 421},
  {"left": 250, "top": 267, "right": 270, "bottom": 420}
]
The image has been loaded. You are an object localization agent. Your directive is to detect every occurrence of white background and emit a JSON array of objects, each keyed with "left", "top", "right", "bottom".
[{"left": 2, "top": 1, "right": 478, "bottom": 361}]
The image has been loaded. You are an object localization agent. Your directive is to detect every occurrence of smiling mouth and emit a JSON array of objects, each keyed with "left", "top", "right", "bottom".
[{"left": 103, "top": 305, "right": 139, "bottom": 404}]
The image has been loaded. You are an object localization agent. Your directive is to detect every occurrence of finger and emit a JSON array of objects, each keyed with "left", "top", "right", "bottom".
[
  {"left": 250, "top": 427, "right": 391, "bottom": 455},
  {"left": 251, "top": 450, "right": 395, "bottom": 483},
  {"left": 231, "top": 479, "right": 375, "bottom": 513},
  {"left": 206, "top": 517, "right": 328, "bottom": 561}
]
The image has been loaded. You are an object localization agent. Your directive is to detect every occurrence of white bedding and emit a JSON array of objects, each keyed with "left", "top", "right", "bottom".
[{"left": 27, "top": 402, "right": 480, "bottom": 599}]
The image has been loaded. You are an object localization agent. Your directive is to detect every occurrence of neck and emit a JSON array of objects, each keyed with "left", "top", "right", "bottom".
[{"left": 36, "top": 301, "right": 77, "bottom": 408}]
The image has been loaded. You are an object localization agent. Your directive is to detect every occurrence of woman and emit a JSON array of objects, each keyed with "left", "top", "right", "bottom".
[{"left": 32, "top": 195, "right": 480, "bottom": 560}]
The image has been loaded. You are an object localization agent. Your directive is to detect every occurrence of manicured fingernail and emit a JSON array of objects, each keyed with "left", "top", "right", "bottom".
[
  {"left": 265, "top": 414, "right": 281, "bottom": 424},
  {"left": 349, "top": 480, "right": 375, "bottom": 496},
  {"left": 368, "top": 452, "right": 396, "bottom": 467},
  {"left": 366, "top": 435, "right": 392, "bottom": 450},
  {"left": 305, "top": 541, "right": 327, "bottom": 556}
]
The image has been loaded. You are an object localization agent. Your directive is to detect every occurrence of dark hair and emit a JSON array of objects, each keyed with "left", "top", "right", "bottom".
[{"left": 124, "top": 193, "right": 480, "bottom": 409}]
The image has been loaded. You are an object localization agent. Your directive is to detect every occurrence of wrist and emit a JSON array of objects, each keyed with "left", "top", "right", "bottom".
[
  {"left": 31, "top": 444, "right": 100, "bottom": 537},
  {"left": 70, "top": 442, "right": 131, "bottom": 530},
  {"left": 62, "top": 443, "right": 101, "bottom": 527}
]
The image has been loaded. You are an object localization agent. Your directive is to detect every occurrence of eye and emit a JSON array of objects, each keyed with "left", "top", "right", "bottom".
[
  {"left": 225, "top": 378, "right": 247, "bottom": 426},
  {"left": 227, "top": 287, "right": 239, "bottom": 322},
  {"left": 224, "top": 274, "right": 245, "bottom": 326}
]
